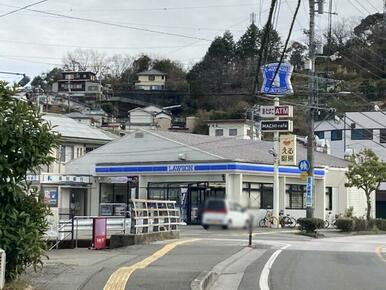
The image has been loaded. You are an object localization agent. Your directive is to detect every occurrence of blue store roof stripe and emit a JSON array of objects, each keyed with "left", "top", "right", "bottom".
[{"left": 95, "top": 162, "right": 325, "bottom": 176}]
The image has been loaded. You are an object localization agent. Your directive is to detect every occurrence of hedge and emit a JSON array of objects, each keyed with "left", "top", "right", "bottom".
[{"left": 297, "top": 218, "right": 324, "bottom": 233}]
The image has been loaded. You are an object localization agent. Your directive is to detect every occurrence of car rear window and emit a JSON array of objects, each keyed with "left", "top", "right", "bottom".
[{"left": 205, "top": 200, "right": 225, "bottom": 210}]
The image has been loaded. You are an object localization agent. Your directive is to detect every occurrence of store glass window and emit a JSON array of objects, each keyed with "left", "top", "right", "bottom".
[
  {"left": 331, "top": 130, "right": 342, "bottom": 141},
  {"left": 351, "top": 129, "right": 373, "bottom": 140},
  {"left": 242, "top": 182, "right": 273, "bottom": 209},
  {"left": 286, "top": 184, "right": 306, "bottom": 209},
  {"left": 100, "top": 183, "right": 114, "bottom": 203},
  {"left": 325, "top": 187, "right": 332, "bottom": 211}
]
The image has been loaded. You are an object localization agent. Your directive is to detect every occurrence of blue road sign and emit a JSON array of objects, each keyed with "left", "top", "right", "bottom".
[
  {"left": 306, "top": 176, "right": 313, "bottom": 207},
  {"left": 261, "top": 63, "right": 293, "bottom": 95},
  {"left": 298, "top": 160, "right": 310, "bottom": 172}
]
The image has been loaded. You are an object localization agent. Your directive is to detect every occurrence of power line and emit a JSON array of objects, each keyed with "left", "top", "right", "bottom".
[
  {"left": 267, "top": 0, "right": 301, "bottom": 92},
  {"left": 0, "top": 0, "right": 48, "bottom": 18},
  {"left": 364, "top": 0, "right": 380, "bottom": 12},
  {"left": 8, "top": 5, "right": 213, "bottom": 42},
  {"left": 352, "top": 0, "right": 373, "bottom": 15}
]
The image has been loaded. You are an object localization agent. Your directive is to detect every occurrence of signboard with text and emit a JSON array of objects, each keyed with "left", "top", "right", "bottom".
[
  {"left": 260, "top": 105, "right": 293, "bottom": 118},
  {"left": 279, "top": 135, "right": 296, "bottom": 165},
  {"left": 260, "top": 120, "right": 293, "bottom": 132},
  {"left": 261, "top": 63, "right": 294, "bottom": 95},
  {"left": 306, "top": 176, "right": 313, "bottom": 207}
]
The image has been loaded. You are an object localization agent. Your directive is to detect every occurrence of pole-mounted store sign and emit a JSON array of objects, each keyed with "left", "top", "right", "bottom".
[
  {"left": 260, "top": 120, "right": 293, "bottom": 132},
  {"left": 261, "top": 63, "right": 294, "bottom": 95},
  {"left": 260, "top": 105, "right": 293, "bottom": 118},
  {"left": 279, "top": 134, "right": 296, "bottom": 166}
]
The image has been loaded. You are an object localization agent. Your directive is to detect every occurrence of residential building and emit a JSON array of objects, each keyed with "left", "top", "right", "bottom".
[
  {"left": 127, "top": 106, "right": 172, "bottom": 131},
  {"left": 65, "top": 130, "right": 369, "bottom": 224},
  {"left": 314, "top": 111, "right": 386, "bottom": 218},
  {"left": 207, "top": 119, "right": 259, "bottom": 139},
  {"left": 134, "top": 69, "right": 166, "bottom": 90},
  {"left": 27, "top": 114, "right": 114, "bottom": 226},
  {"left": 52, "top": 71, "right": 101, "bottom": 98}
]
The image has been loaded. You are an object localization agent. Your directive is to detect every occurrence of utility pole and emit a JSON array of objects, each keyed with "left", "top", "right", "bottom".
[
  {"left": 306, "top": 0, "right": 316, "bottom": 218},
  {"left": 67, "top": 76, "right": 71, "bottom": 113},
  {"left": 273, "top": 97, "right": 280, "bottom": 222}
]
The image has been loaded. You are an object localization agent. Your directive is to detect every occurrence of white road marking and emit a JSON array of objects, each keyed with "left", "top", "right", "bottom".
[{"left": 259, "top": 243, "right": 291, "bottom": 290}]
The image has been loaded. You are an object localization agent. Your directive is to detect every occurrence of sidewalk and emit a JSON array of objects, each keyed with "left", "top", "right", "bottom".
[{"left": 23, "top": 243, "right": 167, "bottom": 290}]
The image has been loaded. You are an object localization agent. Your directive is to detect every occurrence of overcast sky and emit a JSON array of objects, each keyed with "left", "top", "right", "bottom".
[{"left": 0, "top": 0, "right": 383, "bottom": 82}]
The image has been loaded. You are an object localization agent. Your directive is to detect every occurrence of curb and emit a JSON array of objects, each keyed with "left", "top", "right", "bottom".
[{"left": 190, "top": 271, "right": 218, "bottom": 290}]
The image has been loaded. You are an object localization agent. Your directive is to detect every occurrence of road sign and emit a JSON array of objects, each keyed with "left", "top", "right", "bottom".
[
  {"left": 298, "top": 160, "right": 310, "bottom": 172},
  {"left": 279, "top": 134, "right": 296, "bottom": 166},
  {"left": 306, "top": 176, "right": 313, "bottom": 207},
  {"left": 260, "top": 105, "right": 293, "bottom": 118},
  {"left": 260, "top": 120, "right": 293, "bottom": 132},
  {"left": 261, "top": 63, "right": 294, "bottom": 95}
]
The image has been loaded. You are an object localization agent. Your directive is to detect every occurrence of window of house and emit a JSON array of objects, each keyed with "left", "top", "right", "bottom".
[
  {"left": 331, "top": 129, "right": 342, "bottom": 141},
  {"left": 148, "top": 75, "right": 155, "bottom": 81},
  {"left": 351, "top": 129, "right": 373, "bottom": 140},
  {"left": 286, "top": 184, "right": 306, "bottom": 209},
  {"left": 215, "top": 129, "right": 223, "bottom": 136},
  {"left": 315, "top": 131, "right": 325, "bottom": 139},
  {"left": 161, "top": 75, "right": 165, "bottom": 80},
  {"left": 59, "top": 145, "right": 66, "bottom": 162},
  {"left": 380, "top": 129, "right": 386, "bottom": 143},
  {"left": 325, "top": 187, "right": 332, "bottom": 211},
  {"left": 229, "top": 128, "right": 238, "bottom": 136}
]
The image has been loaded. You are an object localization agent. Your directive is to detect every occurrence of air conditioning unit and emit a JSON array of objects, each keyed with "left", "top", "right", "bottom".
[{"left": 0, "top": 249, "right": 5, "bottom": 290}]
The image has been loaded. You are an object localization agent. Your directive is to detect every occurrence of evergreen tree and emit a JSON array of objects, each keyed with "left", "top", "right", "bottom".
[{"left": 235, "top": 23, "right": 260, "bottom": 60}]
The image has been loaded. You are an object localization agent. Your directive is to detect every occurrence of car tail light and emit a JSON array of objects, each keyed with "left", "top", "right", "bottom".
[{"left": 204, "top": 209, "right": 227, "bottom": 214}]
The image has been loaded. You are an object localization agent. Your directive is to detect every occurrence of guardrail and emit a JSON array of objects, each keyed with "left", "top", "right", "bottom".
[
  {"left": 48, "top": 216, "right": 131, "bottom": 249},
  {"left": 0, "top": 249, "right": 5, "bottom": 290}
]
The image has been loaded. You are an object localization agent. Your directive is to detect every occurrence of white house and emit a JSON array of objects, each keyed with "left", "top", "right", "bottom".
[
  {"left": 65, "top": 130, "right": 370, "bottom": 224},
  {"left": 314, "top": 111, "right": 386, "bottom": 218},
  {"left": 207, "top": 119, "right": 259, "bottom": 139},
  {"left": 134, "top": 69, "right": 166, "bottom": 90},
  {"left": 127, "top": 106, "right": 172, "bottom": 131},
  {"left": 27, "top": 114, "right": 115, "bottom": 226}
]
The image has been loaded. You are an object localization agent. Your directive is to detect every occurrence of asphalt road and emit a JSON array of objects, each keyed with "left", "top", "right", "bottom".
[{"left": 25, "top": 227, "right": 386, "bottom": 290}]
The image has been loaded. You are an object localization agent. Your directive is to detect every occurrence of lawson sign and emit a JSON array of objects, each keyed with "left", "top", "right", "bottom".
[{"left": 95, "top": 162, "right": 325, "bottom": 177}]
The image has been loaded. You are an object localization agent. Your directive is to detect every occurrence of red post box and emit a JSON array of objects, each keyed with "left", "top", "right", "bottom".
[{"left": 92, "top": 217, "right": 107, "bottom": 249}]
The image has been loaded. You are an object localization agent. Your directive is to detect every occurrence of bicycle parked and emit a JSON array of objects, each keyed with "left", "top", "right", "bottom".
[
  {"left": 279, "top": 210, "right": 297, "bottom": 228},
  {"left": 259, "top": 209, "right": 279, "bottom": 228},
  {"left": 324, "top": 211, "right": 341, "bottom": 228}
]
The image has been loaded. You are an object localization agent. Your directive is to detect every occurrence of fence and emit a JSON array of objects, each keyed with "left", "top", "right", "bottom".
[
  {"left": 0, "top": 249, "right": 5, "bottom": 290},
  {"left": 130, "top": 199, "right": 180, "bottom": 234}
]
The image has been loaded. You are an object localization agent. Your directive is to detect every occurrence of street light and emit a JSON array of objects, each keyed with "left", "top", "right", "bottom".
[{"left": 0, "top": 71, "right": 30, "bottom": 87}]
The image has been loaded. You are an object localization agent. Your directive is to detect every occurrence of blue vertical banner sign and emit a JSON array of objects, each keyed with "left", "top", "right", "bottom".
[{"left": 306, "top": 176, "right": 313, "bottom": 207}]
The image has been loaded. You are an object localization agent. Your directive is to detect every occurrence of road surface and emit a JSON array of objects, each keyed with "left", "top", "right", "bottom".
[{"left": 25, "top": 226, "right": 386, "bottom": 290}]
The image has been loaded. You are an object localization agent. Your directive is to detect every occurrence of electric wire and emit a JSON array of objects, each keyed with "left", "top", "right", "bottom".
[
  {"left": 267, "top": 0, "right": 301, "bottom": 93},
  {"left": 0, "top": 0, "right": 48, "bottom": 18}
]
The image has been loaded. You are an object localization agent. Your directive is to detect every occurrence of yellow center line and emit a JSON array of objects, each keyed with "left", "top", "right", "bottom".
[
  {"left": 375, "top": 245, "right": 386, "bottom": 263},
  {"left": 103, "top": 239, "right": 200, "bottom": 290}
]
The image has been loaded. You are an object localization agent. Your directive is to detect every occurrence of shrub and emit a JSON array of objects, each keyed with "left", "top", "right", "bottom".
[
  {"left": 374, "top": 219, "right": 386, "bottom": 231},
  {"left": 353, "top": 217, "right": 367, "bottom": 231},
  {"left": 335, "top": 218, "right": 354, "bottom": 232},
  {"left": 297, "top": 218, "right": 324, "bottom": 233},
  {"left": 344, "top": 207, "right": 354, "bottom": 218}
]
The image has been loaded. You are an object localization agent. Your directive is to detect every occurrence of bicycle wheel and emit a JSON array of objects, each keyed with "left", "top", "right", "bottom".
[
  {"left": 324, "top": 220, "right": 330, "bottom": 228},
  {"left": 289, "top": 217, "right": 297, "bottom": 228},
  {"left": 270, "top": 216, "right": 279, "bottom": 227},
  {"left": 259, "top": 218, "right": 267, "bottom": 228},
  {"left": 331, "top": 219, "right": 336, "bottom": 228}
]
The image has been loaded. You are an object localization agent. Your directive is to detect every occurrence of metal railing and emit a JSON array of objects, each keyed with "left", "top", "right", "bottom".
[{"left": 0, "top": 249, "right": 5, "bottom": 290}]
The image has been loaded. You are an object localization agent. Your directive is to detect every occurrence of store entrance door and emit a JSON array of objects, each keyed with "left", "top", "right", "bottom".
[{"left": 187, "top": 185, "right": 206, "bottom": 224}]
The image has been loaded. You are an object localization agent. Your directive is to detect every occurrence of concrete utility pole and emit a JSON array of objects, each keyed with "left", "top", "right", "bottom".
[
  {"left": 67, "top": 76, "right": 71, "bottom": 113},
  {"left": 306, "top": 0, "right": 316, "bottom": 218},
  {"left": 273, "top": 97, "right": 280, "bottom": 222}
]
